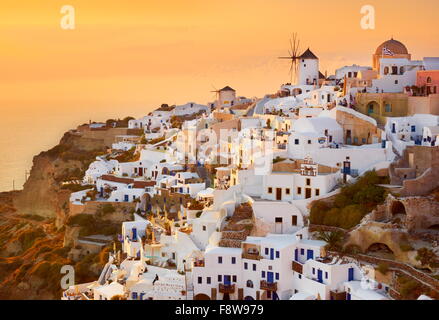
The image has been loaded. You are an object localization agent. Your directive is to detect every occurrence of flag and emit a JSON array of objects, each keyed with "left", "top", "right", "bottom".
[{"left": 382, "top": 46, "right": 394, "bottom": 56}]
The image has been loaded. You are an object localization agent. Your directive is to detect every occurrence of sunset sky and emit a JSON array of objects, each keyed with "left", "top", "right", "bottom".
[{"left": 1, "top": 0, "right": 439, "bottom": 115}]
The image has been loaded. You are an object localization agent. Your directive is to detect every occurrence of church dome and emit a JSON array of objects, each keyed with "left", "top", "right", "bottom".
[{"left": 375, "top": 38, "right": 409, "bottom": 55}]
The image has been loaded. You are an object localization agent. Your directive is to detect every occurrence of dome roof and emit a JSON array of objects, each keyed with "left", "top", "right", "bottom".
[{"left": 375, "top": 38, "right": 409, "bottom": 55}]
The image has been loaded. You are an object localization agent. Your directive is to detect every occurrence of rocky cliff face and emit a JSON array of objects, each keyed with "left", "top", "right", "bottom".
[{"left": 14, "top": 130, "right": 108, "bottom": 226}]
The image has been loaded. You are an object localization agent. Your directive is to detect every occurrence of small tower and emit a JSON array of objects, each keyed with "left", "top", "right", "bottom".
[{"left": 298, "top": 48, "right": 319, "bottom": 86}]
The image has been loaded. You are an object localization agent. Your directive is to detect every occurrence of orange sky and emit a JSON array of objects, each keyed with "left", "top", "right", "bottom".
[{"left": 1, "top": 0, "right": 439, "bottom": 117}]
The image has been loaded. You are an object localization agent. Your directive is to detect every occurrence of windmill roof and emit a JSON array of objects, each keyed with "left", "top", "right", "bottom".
[
  {"left": 299, "top": 48, "right": 318, "bottom": 60},
  {"left": 220, "top": 86, "right": 236, "bottom": 92}
]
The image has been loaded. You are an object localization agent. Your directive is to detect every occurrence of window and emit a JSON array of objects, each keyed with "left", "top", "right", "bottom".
[
  {"left": 265, "top": 248, "right": 269, "bottom": 255},
  {"left": 300, "top": 248, "right": 304, "bottom": 255},
  {"left": 132, "top": 292, "right": 138, "bottom": 300},
  {"left": 231, "top": 257, "right": 236, "bottom": 264},
  {"left": 411, "top": 125, "right": 416, "bottom": 132},
  {"left": 297, "top": 187, "right": 302, "bottom": 195},
  {"left": 325, "top": 272, "right": 328, "bottom": 279},
  {"left": 275, "top": 217, "right": 282, "bottom": 223},
  {"left": 244, "top": 262, "right": 248, "bottom": 270},
  {"left": 362, "top": 138, "right": 366, "bottom": 144},
  {"left": 294, "top": 139, "right": 299, "bottom": 145},
  {"left": 198, "top": 277, "right": 202, "bottom": 284},
  {"left": 276, "top": 273, "right": 279, "bottom": 280},
  {"left": 218, "top": 275, "right": 222, "bottom": 282},
  {"left": 384, "top": 66, "right": 389, "bottom": 75},
  {"left": 298, "top": 274, "right": 302, "bottom": 279},
  {"left": 268, "top": 187, "right": 273, "bottom": 194},
  {"left": 395, "top": 80, "right": 398, "bottom": 85},
  {"left": 207, "top": 277, "right": 211, "bottom": 284},
  {"left": 286, "top": 188, "right": 290, "bottom": 195},
  {"left": 315, "top": 189, "right": 320, "bottom": 196},
  {"left": 312, "top": 268, "right": 315, "bottom": 274},
  {"left": 246, "top": 280, "right": 254, "bottom": 288},
  {"left": 253, "top": 264, "right": 256, "bottom": 271},
  {"left": 232, "top": 275, "right": 237, "bottom": 282},
  {"left": 202, "top": 226, "right": 206, "bottom": 231},
  {"left": 292, "top": 215, "right": 297, "bottom": 226},
  {"left": 218, "top": 256, "right": 223, "bottom": 264},
  {"left": 307, "top": 140, "right": 312, "bottom": 144},
  {"left": 385, "top": 103, "right": 392, "bottom": 112},
  {"left": 262, "top": 271, "right": 265, "bottom": 278},
  {"left": 276, "top": 251, "right": 280, "bottom": 258},
  {"left": 306, "top": 178, "right": 311, "bottom": 186}
]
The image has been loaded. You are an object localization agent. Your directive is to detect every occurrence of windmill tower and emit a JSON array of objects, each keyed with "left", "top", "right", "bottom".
[{"left": 278, "top": 33, "right": 301, "bottom": 85}]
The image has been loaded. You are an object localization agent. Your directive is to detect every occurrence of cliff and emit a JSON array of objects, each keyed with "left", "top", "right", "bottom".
[
  {"left": 14, "top": 128, "right": 119, "bottom": 226},
  {"left": 0, "top": 124, "right": 134, "bottom": 299}
]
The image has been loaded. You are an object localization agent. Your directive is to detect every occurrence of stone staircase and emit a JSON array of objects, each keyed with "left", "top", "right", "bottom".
[{"left": 219, "top": 203, "right": 254, "bottom": 248}]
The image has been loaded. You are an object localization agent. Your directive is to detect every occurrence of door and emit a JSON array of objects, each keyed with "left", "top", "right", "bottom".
[
  {"left": 294, "top": 249, "right": 298, "bottom": 262},
  {"left": 276, "top": 188, "right": 282, "bottom": 201},
  {"left": 224, "top": 275, "right": 231, "bottom": 285},
  {"left": 348, "top": 268, "right": 354, "bottom": 281},
  {"left": 275, "top": 217, "right": 282, "bottom": 234},
  {"left": 317, "top": 270, "right": 323, "bottom": 283},
  {"left": 270, "top": 248, "right": 274, "bottom": 260},
  {"left": 305, "top": 188, "right": 312, "bottom": 199},
  {"left": 306, "top": 249, "right": 314, "bottom": 260},
  {"left": 138, "top": 167, "right": 143, "bottom": 176},
  {"left": 267, "top": 272, "right": 274, "bottom": 283},
  {"left": 124, "top": 194, "right": 129, "bottom": 202}
]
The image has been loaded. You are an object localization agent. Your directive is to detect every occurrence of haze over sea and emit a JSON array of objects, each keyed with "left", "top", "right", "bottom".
[{"left": 0, "top": 103, "right": 154, "bottom": 192}]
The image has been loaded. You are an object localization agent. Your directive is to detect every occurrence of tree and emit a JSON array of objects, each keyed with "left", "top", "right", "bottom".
[{"left": 316, "top": 231, "right": 345, "bottom": 251}]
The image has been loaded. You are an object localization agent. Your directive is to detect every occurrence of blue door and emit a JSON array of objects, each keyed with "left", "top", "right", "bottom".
[
  {"left": 224, "top": 275, "right": 231, "bottom": 285},
  {"left": 267, "top": 272, "right": 274, "bottom": 283},
  {"left": 317, "top": 270, "right": 323, "bottom": 283},
  {"left": 306, "top": 249, "right": 314, "bottom": 260},
  {"left": 294, "top": 249, "right": 298, "bottom": 262},
  {"left": 270, "top": 248, "right": 274, "bottom": 260},
  {"left": 124, "top": 194, "right": 129, "bottom": 202},
  {"left": 348, "top": 268, "right": 354, "bottom": 281}
]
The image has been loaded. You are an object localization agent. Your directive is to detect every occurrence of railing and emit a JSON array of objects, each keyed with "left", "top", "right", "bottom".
[
  {"left": 292, "top": 261, "right": 303, "bottom": 274},
  {"left": 219, "top": 284, "right": 235, "bottom": 294},
  {"left": 193, "top": 260, "right": 205, "bottom": 267},
  {"left": 260, "top": 280, "right": 277, "bottom": 291},
  {"left": 242, "top": 252, "right": 262, "bottom": 260}
]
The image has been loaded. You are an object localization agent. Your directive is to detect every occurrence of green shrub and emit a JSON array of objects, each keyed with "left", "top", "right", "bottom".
[
  {"left": 377, "top": 262, "right": 390, "bottom": 275},
  {"left": 309, "top": 170, "right": 388, "bottom": 229}
]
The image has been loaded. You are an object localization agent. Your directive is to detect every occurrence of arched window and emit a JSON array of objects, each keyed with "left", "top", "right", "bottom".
[
  {"left": 384, "top": 67, "right": 389, "bottom": 75},
  {"left": 246, "top": 280, "right": 254, "bottom": 288}
]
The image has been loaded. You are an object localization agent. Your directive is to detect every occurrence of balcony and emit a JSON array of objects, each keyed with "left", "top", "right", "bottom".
[
  {"left": 242, "top": 252, "right": 262, "bottom": 260},
  {"left": 260, "top": 280, "right": 277, "bottom": 291},
  {"left": 219, "top": 284, "right": 235, "bottom": 294},
  {"left": 292, "top": 261, "right": 303, "bottom": 274}
]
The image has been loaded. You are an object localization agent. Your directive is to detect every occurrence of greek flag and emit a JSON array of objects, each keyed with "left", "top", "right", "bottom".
[{"left": 382, "top": 46, "right": 394, "bottom": 56}]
